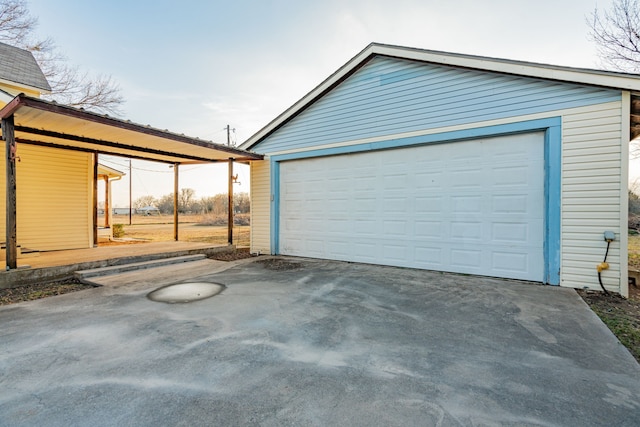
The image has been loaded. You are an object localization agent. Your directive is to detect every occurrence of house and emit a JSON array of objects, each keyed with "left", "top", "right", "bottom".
[
  {"left": 0, "top": 42, "right": 261, "bottom": 267},
  {"left": 113, "top": 207, "right": 132, "bottom": 216},
  {"left": 241, "top": 43, "right": 640, "bottom": 297},
  {"left": 137, "top": 205, "right": 160, "bottom": 215}
]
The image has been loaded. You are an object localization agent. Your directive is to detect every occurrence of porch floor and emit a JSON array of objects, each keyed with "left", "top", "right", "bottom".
[{"left": 1, "top": 241, "right": 232, "bottom": 287}]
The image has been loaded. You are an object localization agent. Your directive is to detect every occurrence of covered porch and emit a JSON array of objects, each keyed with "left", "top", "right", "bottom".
[{"left": 0, "top": 94, "right": 262, "bottom": 271}]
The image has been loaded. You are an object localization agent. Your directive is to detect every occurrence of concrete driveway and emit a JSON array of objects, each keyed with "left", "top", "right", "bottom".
[{"left": 1, "top": 257, "right": 639, "bottom": 426}]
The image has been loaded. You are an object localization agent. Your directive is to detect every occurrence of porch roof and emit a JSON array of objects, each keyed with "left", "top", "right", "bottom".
[{"left": 0, "top": 94, "right": 263, "bottom": 163}]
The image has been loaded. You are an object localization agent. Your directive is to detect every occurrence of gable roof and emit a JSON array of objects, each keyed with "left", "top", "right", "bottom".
[
  {"left": 241, "top": 42, "right": 640, "bottom": 150},
  {"left": 0, "top": 42, "right": 50, "bottom": 93}
]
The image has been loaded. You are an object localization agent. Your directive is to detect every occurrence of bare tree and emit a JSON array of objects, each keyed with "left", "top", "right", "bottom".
[
  {"left": 178, "top": 188, "right": 196, "bottom": 213},
  {"left": 0, "top": 0, "right": 124, "bottom": 115},
  {"left": 588, "top": 0, "right": 640, "bottom": 72},
  {"left": 157, "top": 194, "right": 174, "bottom": 215},
  {"left": 133, "top": 195, "right": 158, "bottom": 209},
  {"left": 234, "top": 192, "right": 250, "bottom": 214}
]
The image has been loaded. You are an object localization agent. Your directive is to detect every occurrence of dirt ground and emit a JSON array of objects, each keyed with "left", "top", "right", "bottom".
[
  {"left": 578, "top": 287, "right": 640, "bottom": 362},
  {"left": 0, "top": 278, "right": 96, "bottom": 306}
]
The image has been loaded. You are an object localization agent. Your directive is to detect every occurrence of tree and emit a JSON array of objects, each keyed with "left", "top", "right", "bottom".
[
  {"left": 588, "top": 0, "right": 640, "bottom": 72},
  {"left": 200, "top": 196, "right": 216, "bottom": 214},
  {"left": 133, "top": 195, "right": 157, "bottom": 209},
  {"left": 156, "top": 194, "right": 174, "bottom": 214},
  {"left": 0, "top": 0, "right": 124, "bottom": 115},
  {"left": 234, "top": 192, "right": 250, "bottom": 214},
  {"left": 178, "top": 188, "right": 196, "bottom": 213},
  {"left": 211, "top": 193, "right": 229, "bottom": 215}
]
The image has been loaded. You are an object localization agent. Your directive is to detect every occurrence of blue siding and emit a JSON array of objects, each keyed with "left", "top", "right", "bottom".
[{"left": 253, "top": 57, "right": 619, "bottom": 153}]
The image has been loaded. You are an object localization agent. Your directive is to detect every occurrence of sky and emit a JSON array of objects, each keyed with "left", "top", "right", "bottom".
[{"left": 25, "top": 0, "right": 626, "bottom": 206}]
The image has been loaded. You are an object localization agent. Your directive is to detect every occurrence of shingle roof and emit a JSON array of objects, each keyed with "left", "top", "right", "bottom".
[{"left": 0, "top": 42, "right": 50, "bottom": 92}]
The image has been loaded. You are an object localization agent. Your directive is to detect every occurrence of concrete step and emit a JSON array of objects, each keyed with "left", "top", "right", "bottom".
[{"left": 74, "top": 254, "right": 207, "bottom": 280}]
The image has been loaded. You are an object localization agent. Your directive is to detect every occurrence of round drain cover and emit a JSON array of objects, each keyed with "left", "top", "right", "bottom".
[{"left": 147, "top": 282, "right": 225, "bottom": 303}]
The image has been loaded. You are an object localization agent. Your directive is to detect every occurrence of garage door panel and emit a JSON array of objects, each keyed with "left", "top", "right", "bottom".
[{"left": 279, "top": 132, "right": 545, "bottom": 281}]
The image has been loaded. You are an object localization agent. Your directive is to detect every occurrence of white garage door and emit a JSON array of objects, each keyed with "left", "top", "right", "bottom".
[{"left": 279, "top": 132, "right": 545, "bottom": 282}]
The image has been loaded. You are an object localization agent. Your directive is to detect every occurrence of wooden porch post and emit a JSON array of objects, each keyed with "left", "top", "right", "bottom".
[
  {"left": 3, "top": 116, "right": 17, "bottom": 269},
  {"left": 92, "top": 154, "right": 98, "bottom": 247},
  {"left": 104, "top": 176, "right": 110, "bottom": 227},
  {"left": 174, "top": 163, "right": 179, "bottom": 241},
  {"left": 228, "top": 158, "right": 234, "bottom": 245}
]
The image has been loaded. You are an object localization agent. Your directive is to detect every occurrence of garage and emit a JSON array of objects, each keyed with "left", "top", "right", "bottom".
[
  {"left": 242, "top": 43, "right": 640, "bottom": 296},
  {"left": 279, "top": 132, "right": 544, "bottom": 281}
]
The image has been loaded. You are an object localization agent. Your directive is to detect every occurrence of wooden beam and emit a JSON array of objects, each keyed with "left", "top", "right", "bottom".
[
  {"left": 174, "top": 163, "right": 179, "bottom": 241},
  {"left": 15, "top": 138, "right": 181, "bottom": 164},
  {"left": 93, "top": 154, "right": 98, "bottom": 247},
  {"left": 16, "top": 126, "right": 217, "bottom": 163},
  {"left": 228, "top": 158, "right": 234, "bottom": 245},
  {"left": 3, "top": 116, "right": 17, "bottom": 269}
]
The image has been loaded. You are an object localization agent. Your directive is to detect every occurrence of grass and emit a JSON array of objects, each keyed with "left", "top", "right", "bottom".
[
  {"left": 580, "top": 289, "right": 640, "bottom": 362},
  {"left": 576, "top": 231, "right": 640, "bottom": 363},
  {"left": 598, "top": 314, "right": 640, "bottom": 358},
  {"left": 116, "top": 214, "right": 250, "bottom": 246},
  {"left": 629, "top": 234, "right": 640, "bottom": 270}
]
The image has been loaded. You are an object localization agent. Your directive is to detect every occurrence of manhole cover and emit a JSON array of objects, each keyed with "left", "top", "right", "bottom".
[{"left": 147, "top": 282, "right": 225, "bottom": 303}]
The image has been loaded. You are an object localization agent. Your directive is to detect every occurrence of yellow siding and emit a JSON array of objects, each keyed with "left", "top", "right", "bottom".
[
  {"left": 561, "top": 101, "right": 624, "bottom": 292},
  {"left": 0, "top": 145, "right": 93, "bottom": 251},
  {"left": 250, "top": 159, "right": 271, "bottom": 254},
  {"left": 0, "top": 83, "right": 40, "bottom": 98}
]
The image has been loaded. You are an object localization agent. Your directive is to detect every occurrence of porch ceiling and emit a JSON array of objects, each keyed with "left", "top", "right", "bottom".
[{"left": 0, "top": 94, "right": 263, "bottom": 163}]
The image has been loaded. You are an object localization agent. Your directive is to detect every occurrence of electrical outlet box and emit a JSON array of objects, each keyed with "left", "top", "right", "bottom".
[{"left": 604, "top": 231, "right": 615, "bottom": 242}]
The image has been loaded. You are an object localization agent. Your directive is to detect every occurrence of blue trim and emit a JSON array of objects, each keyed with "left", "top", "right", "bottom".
[
  {"left": 270, "top": 117, "right": 561, "bottom": 285},
  {"left": 270, "top": 156, "right": 280, "bottom": 255},
  {"left": 545, "top": 123, "right": 562, "bottom": 285}
]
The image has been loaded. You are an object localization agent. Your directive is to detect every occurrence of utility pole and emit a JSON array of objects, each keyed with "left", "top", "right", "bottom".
[{"left": 225, "top": 125, "right": 235, "bottom": 147}]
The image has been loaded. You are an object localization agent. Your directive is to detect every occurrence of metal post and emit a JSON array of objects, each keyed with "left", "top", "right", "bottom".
[
  {"left": 228, "top": 158, "right": 234, "bottom": 245},
  {"left": 129, "top": 158, "right": 132, "bottom": 226},
  {"left": 174, "top": 163, "right": 179, "bottom": 241}
]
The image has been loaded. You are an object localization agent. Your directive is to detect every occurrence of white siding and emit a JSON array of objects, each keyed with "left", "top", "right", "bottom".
[
  {"left": 250, "top": 159, "right": 271, "bottom": 254},
  {"left": 0, "top": 145, "right": 93, "bottom": 251},
  {"left": 561, "top": 101, "right": 623, "bottom": 292}
]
